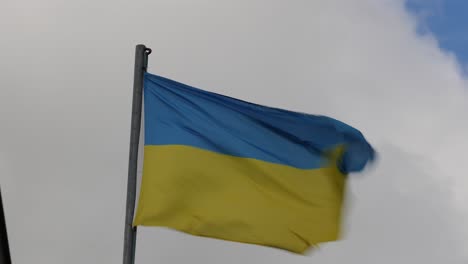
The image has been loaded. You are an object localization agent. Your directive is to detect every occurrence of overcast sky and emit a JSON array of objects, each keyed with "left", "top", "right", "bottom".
[{"left": 1, "top": 0, "right": 468, "bottom": 263}]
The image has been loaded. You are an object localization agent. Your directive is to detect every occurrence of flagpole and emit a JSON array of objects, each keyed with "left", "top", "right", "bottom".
[
  {"left": 123, "top": 44, "right": 151, "bottom": 264},
  {"left": 0, "top": 187, "right": 12, "bottom": 264}
]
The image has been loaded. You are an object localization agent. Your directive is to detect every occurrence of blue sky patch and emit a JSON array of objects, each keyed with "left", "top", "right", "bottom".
[{"left": 406, "top": 0, "right": 468, "bottom": 72}]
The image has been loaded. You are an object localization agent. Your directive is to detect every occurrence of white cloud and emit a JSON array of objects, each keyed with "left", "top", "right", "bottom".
[{"left": 1, "top": 0, "right": 467, "bottom": 263}]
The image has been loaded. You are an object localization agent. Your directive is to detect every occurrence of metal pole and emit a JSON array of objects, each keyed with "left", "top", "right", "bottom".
[
  {"left": 123, "top": 44, "right": 151, "bottom": 264},
  {"left": 0, "top": 187, "right": 12, "bottom": 264}
]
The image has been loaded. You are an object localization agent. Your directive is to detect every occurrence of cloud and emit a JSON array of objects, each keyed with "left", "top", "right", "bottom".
[{"left": 0, "top": 0, "right": 467, "bottom": 263}]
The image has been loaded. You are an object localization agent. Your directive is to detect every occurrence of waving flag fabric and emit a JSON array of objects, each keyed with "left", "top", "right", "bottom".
[{"left": 133, "top": 72, "right": 375, "bottom": 253}]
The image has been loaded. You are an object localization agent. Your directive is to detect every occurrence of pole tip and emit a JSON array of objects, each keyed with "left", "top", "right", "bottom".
[{"left": 136, "top": 44, "right": 152, "bottom": 55}]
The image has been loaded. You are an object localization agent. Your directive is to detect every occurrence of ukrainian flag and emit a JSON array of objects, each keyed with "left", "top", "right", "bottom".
[{"left": 133, "top": 72, "right": 375, "bottom": 253}]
